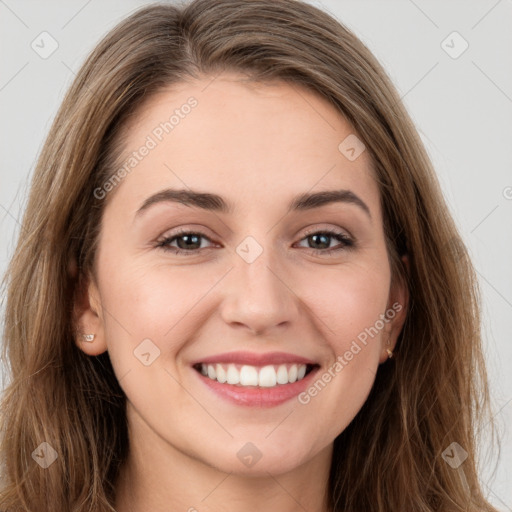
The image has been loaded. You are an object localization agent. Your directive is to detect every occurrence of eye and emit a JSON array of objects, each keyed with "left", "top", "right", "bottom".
[
  {"left": 295, "top": 229, "right": 354, "bottom": 255},
  {"left": 156, "top": 229, "right": 215, "bottom": 256}
]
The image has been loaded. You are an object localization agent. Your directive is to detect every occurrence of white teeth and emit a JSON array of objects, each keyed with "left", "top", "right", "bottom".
[
  {"left": 198, "top": 362, "right": 311, "bottom": 387},
  {"left": 276, "top": 364, "right": 288, "bottom": 384},
  {"left": 258, "top": 365, "right": 277, "bottom": 387},
  {"left": 226, "top": 364, "right": 240, "bottom": 384},
  {"left": 215, "top": 363, "right": 227, "bottom": 383},
  {"left": 240, "top": 365, "right": 258, "bottom": 386}
]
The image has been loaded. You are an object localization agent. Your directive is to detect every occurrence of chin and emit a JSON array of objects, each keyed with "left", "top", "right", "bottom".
[{"left": 196, "top": 435, "right": 319, "bottom": 477}]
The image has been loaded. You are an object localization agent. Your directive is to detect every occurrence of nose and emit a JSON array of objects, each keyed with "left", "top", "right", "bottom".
[{"left": 219, "top": 244, "right": 301, "bottom": 336}]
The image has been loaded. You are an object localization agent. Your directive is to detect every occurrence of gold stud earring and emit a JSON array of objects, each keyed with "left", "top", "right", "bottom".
[
  {"left": 81, "top": 333, "right": 96, "bottom": 342},
  {"left": 385, "top": 335, "right": 394, "bottom": 359}
]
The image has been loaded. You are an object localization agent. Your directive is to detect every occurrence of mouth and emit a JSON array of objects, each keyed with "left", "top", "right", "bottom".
[{"left": 192, "top": 362, "right": 320, "bottom": 388}]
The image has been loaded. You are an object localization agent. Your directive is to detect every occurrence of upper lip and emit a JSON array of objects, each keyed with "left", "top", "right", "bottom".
[{"left": 191, "top": 351, "right": 319, "bottom": 367}]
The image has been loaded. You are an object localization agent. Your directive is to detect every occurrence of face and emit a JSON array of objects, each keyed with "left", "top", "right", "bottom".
[{"left": 76, "top": 73, "right": 408, "bottom": 476}]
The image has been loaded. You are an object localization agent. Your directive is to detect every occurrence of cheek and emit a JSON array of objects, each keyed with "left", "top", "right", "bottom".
[
  {"left": 97, "top": 255, "right": 219, "bottom": 357},
  {"left": 96, "top": 259, "right": 214, "bottom": 405},
  {"left": 302, "top": 263, "right": 390, "bottom": 347},
  {"left": 293, "top": 270, "right": 388, "bottom": 436},
  {"left": 294, "top": 264, "right": 389, "bottom": 413}
]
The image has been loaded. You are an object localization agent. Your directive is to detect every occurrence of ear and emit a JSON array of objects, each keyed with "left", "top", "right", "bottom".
[
  {"left": 379, "top": 253, "right": 409, "bottom": 364},
  {"left": 73, "top": 272, "right": 108, "bottom": 356}
]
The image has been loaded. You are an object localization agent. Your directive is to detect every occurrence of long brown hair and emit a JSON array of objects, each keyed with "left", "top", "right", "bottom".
[{"left": 0, "top": 0, "right": 500, "bottom": 510}]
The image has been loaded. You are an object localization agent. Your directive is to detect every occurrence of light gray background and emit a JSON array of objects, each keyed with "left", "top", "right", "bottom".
[{"left": 0, "top": 0, "right": 511, "bottom": 509}]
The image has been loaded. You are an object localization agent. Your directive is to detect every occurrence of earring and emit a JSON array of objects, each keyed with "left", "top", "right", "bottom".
[
  {"left": 81, "top": 333, "right": 96, "bottom": 342},
  {"left": 386, "top": 348, "right": 394, "bottom": 359}
]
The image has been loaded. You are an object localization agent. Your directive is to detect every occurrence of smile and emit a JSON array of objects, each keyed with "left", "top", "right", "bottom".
[{"left": 193, "top": 362, "right": 317, "bottom": 387}]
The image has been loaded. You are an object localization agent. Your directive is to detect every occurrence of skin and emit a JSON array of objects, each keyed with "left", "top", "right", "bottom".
[{"left": 75, "top": 72, "right": 408, "bottom": 512}]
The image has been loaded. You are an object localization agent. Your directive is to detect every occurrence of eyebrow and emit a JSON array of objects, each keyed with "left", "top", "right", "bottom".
[{"left": 135, "top": 188, "right": 371, "bottom": 220}]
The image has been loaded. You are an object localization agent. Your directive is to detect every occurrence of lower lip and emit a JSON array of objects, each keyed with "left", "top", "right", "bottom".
[{"left": 193, "top": 366, "right": 320, "bottom": 407}]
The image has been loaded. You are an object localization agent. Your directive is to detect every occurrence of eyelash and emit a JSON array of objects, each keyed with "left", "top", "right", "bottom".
[{"left": 156, "top": 227, "right": 355, "bottom": 256}]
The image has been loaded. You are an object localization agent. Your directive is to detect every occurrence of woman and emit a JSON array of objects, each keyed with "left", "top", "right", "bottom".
[{"left": 0, "top": 0, "right": 500, "bottom": 510}]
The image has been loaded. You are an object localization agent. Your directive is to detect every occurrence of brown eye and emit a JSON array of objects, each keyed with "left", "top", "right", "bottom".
[
  {"left": 296, "top": 230, "right": 354, "bottom": 254},
  {"left": 156, "top": 230, "right": 214, "bottom": 255}
]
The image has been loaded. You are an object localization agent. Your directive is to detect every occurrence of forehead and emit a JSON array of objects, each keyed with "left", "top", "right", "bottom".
[{"left": 106, "top": 73, "right": 379, "bottom": 217}]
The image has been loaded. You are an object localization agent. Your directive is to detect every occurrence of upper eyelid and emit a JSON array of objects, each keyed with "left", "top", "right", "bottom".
[
  {"left": 300, "top": 225, "right": 351, "bottom": 238},
  {"left": 160, "top": 223, "right": 352, "bottom": 239}
]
